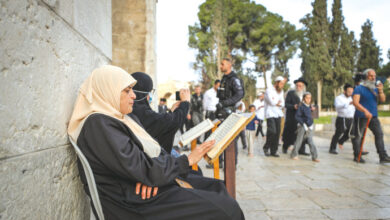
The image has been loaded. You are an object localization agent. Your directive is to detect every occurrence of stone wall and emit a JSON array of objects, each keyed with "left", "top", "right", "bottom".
[
  {"left": 0, "top": 0, "right": 111, "bottom": 219},
  {"left": 112, "top": 0, "right": 157, "bottom": 85}
]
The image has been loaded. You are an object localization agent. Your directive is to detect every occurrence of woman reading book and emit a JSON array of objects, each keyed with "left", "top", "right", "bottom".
[{"left": 67, "top": 65, "right": 244, "bottom": 220}]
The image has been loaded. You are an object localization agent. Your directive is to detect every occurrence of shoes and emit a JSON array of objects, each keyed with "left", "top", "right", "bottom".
[
  {"left": 380, "top": 156, "right": 390, "bottom": 164},
  {"left": 243, "top": 145, "right": 247, "bottom": 150},
  {"left": 354, "top": 157, "right": 365, "bottom": 163},
  {"left": 338, "top": 144, "right": 344, "bottom": 149},
  {"left": 292, "top": 156, "right": 299, "bottom": 160},
  {"left": 270, "top": 154, "right": 280, "bottom": 157},
  {"left": 312, "top": 158, "right": 320, "bottom": 163},
  {"left": 362, "top": 151, "right": 369, "bottom": 155},
  {"left": 263, "top": 149, "right": 270, "bottom": 157},
  {"left": 299, "top": 152, "right": 310, "bottom": 156},
  {"left": 329, "top": 150, "right": 338, "bottom": 155},
  {"left": 248, "top": 153, "right": 254, "bottom": 158}
]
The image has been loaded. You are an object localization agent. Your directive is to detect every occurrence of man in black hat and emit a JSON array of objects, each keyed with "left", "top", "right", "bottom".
[
  {"left": 130, "top": 72, "right": 190, "bottom": 154},
  {"left": 282, "top": 77, "right": 309, "bottom": 155}
]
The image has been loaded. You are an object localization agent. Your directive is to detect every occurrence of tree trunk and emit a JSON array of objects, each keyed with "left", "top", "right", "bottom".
[
  {"left": 262, "top": 66, "right": 268, "bottom": 89},
  {"left": 317, "top": 80, "right": 322, "bottom": 114}
]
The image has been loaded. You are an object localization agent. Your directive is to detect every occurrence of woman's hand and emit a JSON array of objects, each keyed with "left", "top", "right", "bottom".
[
  {"left": 187, "top": 140, "right": 215, "bottom": 166},
  {"left": 135, "top": 182, "right": 158, "bottom": 200},
  {"left": 170, "top": 101, "right": 181, "bottom": 112}
]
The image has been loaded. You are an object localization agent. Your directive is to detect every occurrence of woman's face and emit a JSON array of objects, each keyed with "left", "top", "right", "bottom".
[{"left": 120, "top": 86, "right": 136, "bottom": 114}]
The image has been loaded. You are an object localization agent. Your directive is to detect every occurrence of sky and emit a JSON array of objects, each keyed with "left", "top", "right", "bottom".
[{"left": 156, "top": 0, "right": 390, "bottom": 88}]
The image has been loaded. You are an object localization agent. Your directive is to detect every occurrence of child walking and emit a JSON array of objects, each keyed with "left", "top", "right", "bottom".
[
  {"left": 291, "top": 92, "right": 320, "bottom": 162},
  {"left": 246, "top": 105, "right": 260, "bottom": 157}
]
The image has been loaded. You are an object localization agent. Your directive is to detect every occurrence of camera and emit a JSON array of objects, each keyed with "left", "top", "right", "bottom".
[{"left": 216, "top": 106, "right": 234, "bottom": 120}]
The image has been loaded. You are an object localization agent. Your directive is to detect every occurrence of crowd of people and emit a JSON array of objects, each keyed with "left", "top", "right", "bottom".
[
  {"left": 66, "top": 60, "right": 389, "bottom": 219},
  {"left": 169, "top": 67, "right": 390, "bottom": 165}
]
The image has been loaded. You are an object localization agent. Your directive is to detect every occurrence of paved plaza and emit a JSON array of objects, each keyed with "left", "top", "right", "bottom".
[{"left": 196, "top": 135, "right": 390, "bottom": 220}]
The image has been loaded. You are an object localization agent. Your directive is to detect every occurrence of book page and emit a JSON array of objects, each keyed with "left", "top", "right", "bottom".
[
  {"left": 179, "top": 119, "right": 214, "bottom": 146},
  {"left": 205, "top": 113, "right": 254, "bottom": 162}
]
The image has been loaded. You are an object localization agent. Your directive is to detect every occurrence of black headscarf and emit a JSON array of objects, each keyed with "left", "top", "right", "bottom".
[{"left": 132, "top": 72, "right": 153, "bottom": 103}]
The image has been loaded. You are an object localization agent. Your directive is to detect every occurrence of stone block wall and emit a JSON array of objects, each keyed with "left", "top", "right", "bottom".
[
  {"left": 112, "top": 0, "right": 157, "bottom": 84},
  {"left": 0, "top": 0, "right": 111, "bottom": 219}
]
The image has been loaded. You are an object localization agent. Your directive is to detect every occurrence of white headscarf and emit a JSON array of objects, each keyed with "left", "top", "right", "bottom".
[{"left": 67, "top": 65, "right": 161, "bottom": 158}]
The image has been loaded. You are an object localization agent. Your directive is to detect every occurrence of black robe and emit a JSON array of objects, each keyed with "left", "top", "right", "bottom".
[
  {"left": 76, "top": 113, "right": 244, "bottom": 220},
  {"left": 132, "top": 100, "right": 189, "bottom": 153},
  {"left": 282, "top": 90, "right": 301, "bottom": 149}
]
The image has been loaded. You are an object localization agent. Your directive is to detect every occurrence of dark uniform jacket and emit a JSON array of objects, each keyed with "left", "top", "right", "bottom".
[
  {"left": 190, "top": 94, "right": 203, "bottom": 114},
  {"left": 217, "top": 71, "right": 244, "bottom": 109}
]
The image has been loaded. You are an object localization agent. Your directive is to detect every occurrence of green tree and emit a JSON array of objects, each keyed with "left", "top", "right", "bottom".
[
  {"left": 357, "top": 19, "right": 382, "bottom": 72},
  {"left": 300, "top": 0, "right": 332, "bottom": 112},
  {"left": 189, "top": 0, "right": 300, "bottom": 96},
  {"left": 328, "top": 0, "right": 357, "bottom": 98},
  {"left": 378, "top": 49, "right": 390, "bottom": 78}
]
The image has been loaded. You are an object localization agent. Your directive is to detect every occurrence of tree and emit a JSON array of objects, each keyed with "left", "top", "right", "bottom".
[
  {"left": 378, "top": 49, "right": 390, "bottom": 78},
  {"left": 357, "top": 19, "right": 382, "bottom": 72},
  {"left": 189, "top": 0, "right": 300, "bottom": 97},
  {"left": 329, "top": 0, "right": 357, "bottom": 98},
  {"left": 300, "top": 0, "right": 332, "bottom": 112},
  {"left": 248, "top": 9, "right": 299, "bottom": 88}
]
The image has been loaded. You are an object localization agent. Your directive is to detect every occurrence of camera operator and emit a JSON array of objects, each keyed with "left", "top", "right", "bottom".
[{"left": 216, "top": 58, "right": 245, "bottom": 166}]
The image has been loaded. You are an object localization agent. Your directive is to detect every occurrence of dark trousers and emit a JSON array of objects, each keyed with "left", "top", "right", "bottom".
[
  {"left": 263, "top": 117, "right": 281, "bottom": 155},
  {"left": 236, "top": 130, "right": 247, "bottom": 149},
  {"left": 329, "top": 117, "right": 353, "bottom": 151},
  {"left": 255, "top": 119, "right": 264, "bottom": 137},
  {"left": 351, "top": 117, "right": 388, "bottom": 159}
]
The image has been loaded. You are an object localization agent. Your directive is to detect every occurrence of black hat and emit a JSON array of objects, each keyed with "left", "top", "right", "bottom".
[{"left": 293, "top": 77, "right": 308, "bottom": 86}]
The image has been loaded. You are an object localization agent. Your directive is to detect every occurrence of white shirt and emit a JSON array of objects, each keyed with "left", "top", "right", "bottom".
[
  {"left": 264, "top": 86, "right": 285, "bottom": 118},
  {"left": 334, "top": 94, "right": 355, "bottom": 118},
  {"left": 203, "top": 88, "right": 219, "bottom": 111},
  {"left": 252, "top": 98, "right": 265, "bottom": 120}
]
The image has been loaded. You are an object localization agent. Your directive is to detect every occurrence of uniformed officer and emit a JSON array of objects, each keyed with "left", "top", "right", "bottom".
[{"left": 216, "top": 58, "right": 245, "bottom": 119}]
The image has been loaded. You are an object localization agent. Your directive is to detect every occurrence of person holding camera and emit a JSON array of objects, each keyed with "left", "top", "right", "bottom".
[
  {"left": 351, "top": 68, "right": 390, "bottom": 163},
  {"left": 216, "top": 58, "right": 245, "bottom": 165},
  {"left": 130, "top": 72, "right": 190, "bottom": 154}
]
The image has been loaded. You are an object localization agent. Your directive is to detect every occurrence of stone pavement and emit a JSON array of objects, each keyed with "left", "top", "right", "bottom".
[{"left": 196, "top": 135, "right": 390, "bottom": 220}]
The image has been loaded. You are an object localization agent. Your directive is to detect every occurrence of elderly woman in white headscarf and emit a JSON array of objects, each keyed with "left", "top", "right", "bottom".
[{"left": 68, "top": 65, "right": 244, "bottom": 220}]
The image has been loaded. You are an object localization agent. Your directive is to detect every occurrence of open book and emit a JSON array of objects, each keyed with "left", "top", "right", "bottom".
[
  {"left": 179, "top": 119, "right": 215, "bottom": 147},
  {"left": 204, "top": 113, "right": 255, "bottom": 164}
]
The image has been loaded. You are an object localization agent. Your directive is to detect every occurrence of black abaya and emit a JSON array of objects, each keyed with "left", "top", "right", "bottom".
[
  {"left": 132, "top": 100, "right": 189, "bottom": 153},
  {"left": 76, "top": 113, "right": 244, "bottom": 220}
]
